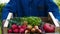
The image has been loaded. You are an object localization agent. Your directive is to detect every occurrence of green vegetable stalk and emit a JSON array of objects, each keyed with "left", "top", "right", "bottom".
[{"left": 9, "top": 16, "right": 42, "bottom": 26}]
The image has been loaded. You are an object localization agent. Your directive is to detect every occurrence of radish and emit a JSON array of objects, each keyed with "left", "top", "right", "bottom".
[
  {"left": 13, "top": 28, "right": 19, "bottom": 33},
  {"left": 18, "top": 25, "right": 21, "bottom": 29},
  {"left": 8, "top": 29, "right": 12, "bottom": 33},
  {"left": 19, "top": 28, "right": 25, "bottom": 33},
  {"left": 12, "top": 24, "right": 18, "bottom": 30},
  {"left": 21, "top": 25, "right": 27, "bottom": 30}
]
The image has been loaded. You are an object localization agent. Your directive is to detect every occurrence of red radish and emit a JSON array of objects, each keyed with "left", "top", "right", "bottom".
[
  {"left": 18, "top": 25, "right": 21, "bottom": 29},
  {"left": 19, "top": 28, "right": 25, "bottom": 33},
  {"left": 21, "top": 25, "right": 27, "bottom": 29},
  {"left": 12, "top": 24, "right": 18, "bottom": 30},
  {"left": 8, "top": 29, "right": 12, "bottom": 33},
  {"left": 13, "top": 28, "right": 19, "bottom": 33}
]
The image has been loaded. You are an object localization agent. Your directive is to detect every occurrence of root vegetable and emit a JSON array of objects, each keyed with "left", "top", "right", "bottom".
[
  {"left": 43, "top": 23, "right": 55, "bottom": 33},
  {"left": 27, "top": 25, "right": 32, "bottom": 30},
  {"left": 12, "top": 24, "right": 18, "bottom": 30},
  {"left": 25, "top": 30, "right": 30, "bottom": 34},
  {"left": 34, "top": 26, "right": 39, "bottom": 29},
  {"left": 18, "top": 25, "right": 21, "bottom": 29},
  {"left": 19, "top": 28, "right": 25, "bottom": 33},
  {"left": 31, "top": 28, "right": 36, "bottom": 32},
  {"left": 13, "top": 28, "right": 19, "bottom": 33},
  {"left": 21, "top": 25, "right": 27, "bottom": 30},
  {"left": 37, "top": 29, "right": 42, "bottom": 33},
  {"left": 8, "top": 29, "right": 12, "bottom": 33}
]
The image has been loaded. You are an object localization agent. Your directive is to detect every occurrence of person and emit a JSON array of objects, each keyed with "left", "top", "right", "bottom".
[{"left": 2, "top": 0, "right": 60, "bottom": 21}]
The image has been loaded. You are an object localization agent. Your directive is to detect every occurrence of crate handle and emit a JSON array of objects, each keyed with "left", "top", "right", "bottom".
[
  {"left": 4, "top": 12, "right": 13, "bottom": 27},
  {"left": 48, "top": 12, "right": 59, "bottom": 27}
]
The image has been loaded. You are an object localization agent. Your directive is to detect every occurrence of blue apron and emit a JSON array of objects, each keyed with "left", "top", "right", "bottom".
[{"left": 2, "top": 0, "right": 60, "bottom": 20}]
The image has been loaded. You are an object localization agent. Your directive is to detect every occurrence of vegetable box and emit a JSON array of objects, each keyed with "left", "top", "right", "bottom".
[{"left": 3, "top": 12, "right": 60, "bottom": 34}]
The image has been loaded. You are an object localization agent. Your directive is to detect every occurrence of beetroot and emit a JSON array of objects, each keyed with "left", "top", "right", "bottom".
[
  {"left": 8, "top": 29, "right": 12, "bottom": 33},
  {"left": 13, "top": 28, "right": 19, "bottom": 33},
  {"left": 12, "top": 24, "right": 18, "bottom": 30},
  {"left": 43, "top": 23, "right": 55, "bottom": 33}
]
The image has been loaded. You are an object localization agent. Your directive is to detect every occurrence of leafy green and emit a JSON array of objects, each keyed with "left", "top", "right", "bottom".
[{"left": 9, "top": 16, "right": 42, "bottom": 26}]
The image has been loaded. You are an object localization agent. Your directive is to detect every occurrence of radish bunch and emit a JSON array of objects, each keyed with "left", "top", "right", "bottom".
[
  {"left": 8, "top": 24, "right": 27, "bottom": 33},
  {"left": 8, "top": 21, "right": 27, "bottom": 33}
]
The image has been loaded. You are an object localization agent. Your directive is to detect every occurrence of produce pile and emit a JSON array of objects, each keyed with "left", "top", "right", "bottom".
[{"left": 8, "top": 17, "right": 55, "bottom": 34}]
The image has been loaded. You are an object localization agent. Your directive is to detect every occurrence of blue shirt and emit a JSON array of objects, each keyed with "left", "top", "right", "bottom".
[{"left": 2, "top": 0, "right": 60, "bottom": 20}]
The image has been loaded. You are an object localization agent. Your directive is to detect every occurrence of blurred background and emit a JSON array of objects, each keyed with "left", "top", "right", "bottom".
[
  {"left": 53, "top": 0, "right": 60, "bottom": 12},
  {"left": 0, "top": 0, "right": 60, "bottom": 26}
]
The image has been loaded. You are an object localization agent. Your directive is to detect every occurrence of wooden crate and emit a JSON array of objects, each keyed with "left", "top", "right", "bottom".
[{"left": 3, "top": 12, "right": 60, "bottom": 34}]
